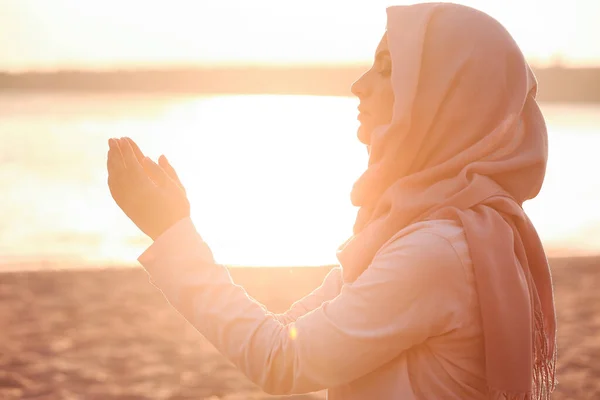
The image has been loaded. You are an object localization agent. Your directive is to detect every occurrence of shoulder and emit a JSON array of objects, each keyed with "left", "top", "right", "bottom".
[
  {"left": 379, "top": 219, "right": 469, "bottom": 265},
  {"left": 383, "top": 219, "right": 466, "bottom": 252},
  {"left": 368, "top": 219, "right": 471, "bottom": 290}
]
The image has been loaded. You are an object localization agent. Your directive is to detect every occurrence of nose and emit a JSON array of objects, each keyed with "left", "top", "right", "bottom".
[{"left": 351, "top": 70, "right": 369, "bottom": 98}]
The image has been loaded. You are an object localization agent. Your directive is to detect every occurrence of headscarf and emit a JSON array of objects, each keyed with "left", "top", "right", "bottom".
[{"left": 337, "top": 3, "right": 557, "bottom": 399}]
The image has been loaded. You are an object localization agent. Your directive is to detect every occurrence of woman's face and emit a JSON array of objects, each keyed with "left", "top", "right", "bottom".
[{"left": 351, "top": 34, "right": 395, "bottom": 146}]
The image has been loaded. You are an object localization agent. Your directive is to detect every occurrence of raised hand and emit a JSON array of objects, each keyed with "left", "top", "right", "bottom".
[
  {"left": 158, "top": 154, "right": 186, "bottom": 193},
  {"left": 107, "top": 137, "right": 190, "bottom": 240},
  {"left": 123, "top": 138, "right": 184, "bottom": 191}
]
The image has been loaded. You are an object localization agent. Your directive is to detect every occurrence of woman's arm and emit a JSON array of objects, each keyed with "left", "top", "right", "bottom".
[
  {"left": 271, "top": 266, "right": 342, "bottom": 324},
  {"left": 139, "top": 217, "right": 468, "bottom": 395},
  {"left": 142, "top": 223, "right": 342, "bottom": 325}
]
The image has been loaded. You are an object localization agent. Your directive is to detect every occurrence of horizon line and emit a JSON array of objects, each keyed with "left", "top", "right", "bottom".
[{"left": 2, "top": 61, "right": 600, "bottom": 75}]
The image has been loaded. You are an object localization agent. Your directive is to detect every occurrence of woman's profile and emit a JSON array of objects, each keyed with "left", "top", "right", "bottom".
[{"left": 106, "top": 3, "right": 557, "bottom": 399}]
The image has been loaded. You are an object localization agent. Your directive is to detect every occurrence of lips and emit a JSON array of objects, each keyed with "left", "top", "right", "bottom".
[
  {"left": 356, "top": 107, "right": 371, "bottom": 145},
  {"left": 357, "top": 106, "right": 370, "bottom": 121}
]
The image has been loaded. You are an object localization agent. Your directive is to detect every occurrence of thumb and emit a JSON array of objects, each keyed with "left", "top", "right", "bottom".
[
  {"left": 143, "top": 157, "right": 170, "bottom": 188},
  {"left": 158, "top": 155, "right": 185, "bottom": 191}
]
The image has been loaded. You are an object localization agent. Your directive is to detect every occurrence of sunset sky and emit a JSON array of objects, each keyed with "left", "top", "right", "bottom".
[{"left": 1, "top": 0, "right": 599, "bottom": 71}]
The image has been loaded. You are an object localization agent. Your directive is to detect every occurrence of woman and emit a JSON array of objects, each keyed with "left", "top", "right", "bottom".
[{"left": 107, "top": 3, "right": 557, "bottom": 399}]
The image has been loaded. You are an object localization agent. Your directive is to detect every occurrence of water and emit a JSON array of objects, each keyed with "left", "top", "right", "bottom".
[{"left": 1, "top": 92, "right": 599, "bottom": 269}]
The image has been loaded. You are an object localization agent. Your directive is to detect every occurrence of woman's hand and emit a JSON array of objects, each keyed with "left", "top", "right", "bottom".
[{"left": 107, "top": 137, "right": 190, "bottom": 240}]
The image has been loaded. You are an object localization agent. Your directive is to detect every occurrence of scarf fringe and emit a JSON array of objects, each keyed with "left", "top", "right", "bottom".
[
  {"left": 490, "top": 309, "right": 557, "bottom": 400},
  {"left": 532, "top": 308, "right": 558, "bottom": 400}
]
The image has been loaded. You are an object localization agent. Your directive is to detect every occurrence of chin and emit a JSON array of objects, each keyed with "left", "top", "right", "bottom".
[{"left": 357, "top": 125, "right": 371, "bottom": 146}]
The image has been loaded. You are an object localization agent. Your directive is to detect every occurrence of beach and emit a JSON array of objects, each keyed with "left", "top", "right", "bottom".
[
  {"left": 0, "top": 265, "right": 331, "bottom": 400},
  {"left": 0, "top": 257, "right": 598, "bottom": 399}
]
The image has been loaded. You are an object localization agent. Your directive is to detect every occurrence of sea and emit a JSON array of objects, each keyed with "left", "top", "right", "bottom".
[{"left": 1, "top": 91, "right": 599, "bottom": 270}]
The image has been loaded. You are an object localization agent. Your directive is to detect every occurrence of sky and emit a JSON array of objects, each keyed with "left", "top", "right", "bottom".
[{"left": 1, "top": 0, "right": 599, "bottom": 71}]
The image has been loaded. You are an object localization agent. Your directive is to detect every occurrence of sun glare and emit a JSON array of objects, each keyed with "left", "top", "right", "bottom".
[{"left": 160, "top": 95, "right": 366, "bottom": 266}]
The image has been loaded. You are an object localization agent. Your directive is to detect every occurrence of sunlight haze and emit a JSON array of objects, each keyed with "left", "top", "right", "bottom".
[{"left": 1, "top": 0, "right": 598, "bottom": 71}]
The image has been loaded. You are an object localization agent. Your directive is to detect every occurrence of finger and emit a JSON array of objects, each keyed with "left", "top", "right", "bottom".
[
  {"left": 158, "top": 155, "right": 185, "bottom": 190},
  {"left": 107, "top": 138, "right": 125, "bottom": 173},
  {"left": 145, "top": 154, "right": 168, "bottom": 185},
  {"left": 119, "top": 137, "right": 145, "bottom": 175},
  {"left": 107, "top": 138, "right": 131, "bottom": 205},
  {"left": 125, "top": 137, "right": 157, "bottom": 178},
  {"left": 143, "top": 157, "right": 170, "bottom": 187},
  {"left": 126, "top": 137, "right": 146, "bottom": 165}
]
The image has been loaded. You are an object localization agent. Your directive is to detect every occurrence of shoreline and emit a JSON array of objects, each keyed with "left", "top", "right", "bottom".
[
  {"left": 2, "top": 65, "right": 600, "bottom": 102},
  {"left": 1, "top": 252, "right": 598, "bottom": 273}
]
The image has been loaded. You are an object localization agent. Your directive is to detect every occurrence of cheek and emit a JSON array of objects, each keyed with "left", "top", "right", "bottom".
[
  {"left": 373, "top": 82, "right": 395, "bottom": 126},
  {"left": 382, "top": 85, "right": 395, "bottom": 123}
]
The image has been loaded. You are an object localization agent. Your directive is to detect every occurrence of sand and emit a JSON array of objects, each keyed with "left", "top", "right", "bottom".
[{"left": 0, "top": 258, "right": 598, "bottom": 399}]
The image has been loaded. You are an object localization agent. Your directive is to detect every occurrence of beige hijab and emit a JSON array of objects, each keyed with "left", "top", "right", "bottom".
[{"left": 337, "top": 3, "right": 557, "bottom": 399}]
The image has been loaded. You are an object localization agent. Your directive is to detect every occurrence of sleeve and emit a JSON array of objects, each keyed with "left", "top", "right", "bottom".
[
  {"left": 272, "top": 266, "right": 342, "bottom": 325},
  {"left": 139, "top": 217, "right": 469, "bottom": 395},
  {"left": 139, "top": 218, "right": 343, "bottom": 325}
]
